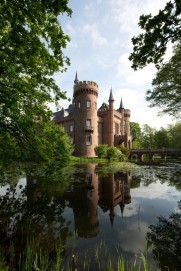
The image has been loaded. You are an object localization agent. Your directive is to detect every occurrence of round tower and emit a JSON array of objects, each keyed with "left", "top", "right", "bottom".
[
  {"left": 124, "top": 109, "right": 131, "bottom": 136},
  {"left": 73, "top": 78, "right": 98, "bottom": 157}
]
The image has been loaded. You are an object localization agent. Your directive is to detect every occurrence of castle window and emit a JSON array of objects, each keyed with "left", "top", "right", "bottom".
[
  {"left": 69, "top": 124, "right": 74, "bottom": 132},
  {"left": 87, "top": 100, "right": 91, "bottom": 108},
  {"left": 78, "top": 101, "right": 81, "bottom": 108},
  {"left": 95, "top": 102, "right": 97, "bottom": 109},
  {"left": 86, "top": 119, "right": 91, "bottom": 126},
  {"left": 86, "top": 134, "right": 92, "bottom": 145}
]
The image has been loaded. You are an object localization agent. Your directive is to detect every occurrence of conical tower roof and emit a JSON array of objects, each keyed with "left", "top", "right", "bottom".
[
  {"left": 108, "top": 87, "right": 114, "bottom": 102},
  {"left": 74, "top": 71, "right": 79, "bottom": 84},
  {"left": 119, "top": 97, "right": 124, "bottom": 109}
]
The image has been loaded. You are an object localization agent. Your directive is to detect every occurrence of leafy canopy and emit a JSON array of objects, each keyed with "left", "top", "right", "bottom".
[
  {"left": 129, "top": 0, "right": 181, "bottom": 118},
  {"left": 0, "top": 0, "right": 73, "bottom": 163},
  {"left": 146, "top": 44, "right": 181, "bottom": 118},
  {"left": 129, "top": 0, "right": 181, "bottom": 70}
]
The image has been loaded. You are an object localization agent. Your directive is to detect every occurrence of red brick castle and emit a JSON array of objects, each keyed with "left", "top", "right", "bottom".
[{"left": 54, "top": 73, "right": 132, "bottom": 157}]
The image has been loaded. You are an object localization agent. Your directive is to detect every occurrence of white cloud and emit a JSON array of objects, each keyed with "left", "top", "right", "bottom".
[
  {"left": 83, "top": 24, "right": 109, "bottom": 47},
  {"left": 55, "top": 0, "right": 176, "bottom": 129},
  {"left": 109, "top": 0, "right": 168, "bottom": 35},
  {"left": 131, "top": 181, "right": 178, "bottom": 200},
  {"left": 117, "top": 53, "right": 156, "bottom": 85}
]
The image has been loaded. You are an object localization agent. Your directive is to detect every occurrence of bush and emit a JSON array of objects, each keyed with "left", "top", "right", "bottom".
[
  {"left": 116, "top": 145, "right": 130, "bottom": 157},
  {"left": 94, "top": 144, "right": 108, "bottom": 158},
  {"left": 106, "top": 146, "right": 122, "bottom": 161}
]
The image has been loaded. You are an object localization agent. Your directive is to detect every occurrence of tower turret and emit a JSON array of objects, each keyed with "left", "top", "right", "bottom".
[
  {"left": 73, "top": 78, "right": 98, "bottom": 157},
  {"left": 108, "top": 87, "right": 114, "bottom": 146},
  {"left": 74, "top": 71, "right": 79, "bottom": 84},
  {"left": 119, "top": 97, "right": 124, "bottom": 110}
]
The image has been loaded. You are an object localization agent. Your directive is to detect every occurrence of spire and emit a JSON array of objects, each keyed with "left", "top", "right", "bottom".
[
  {"left": 119, "top": 97, "right": 124, "bottom": 109},
  {"left": 108, "top": 87, "right": 114, "bottom": 102},
  {"left": 74, "top": 71, "right": 79, "bottom": 84},
  {"left": 109, "top": 208, "right": 115, "bottom": 226},
  {"left": 120, "top": 204, "right": 125, "bottom": 217}
]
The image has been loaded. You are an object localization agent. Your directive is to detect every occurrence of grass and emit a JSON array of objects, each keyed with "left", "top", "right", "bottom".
[{"left": 0, "top": 240, "right": 158, "bottom": 271}]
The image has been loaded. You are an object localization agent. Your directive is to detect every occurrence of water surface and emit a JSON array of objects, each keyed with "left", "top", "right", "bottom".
[{"left": 0, "top": 163, "right": 180, "bottom": 270}]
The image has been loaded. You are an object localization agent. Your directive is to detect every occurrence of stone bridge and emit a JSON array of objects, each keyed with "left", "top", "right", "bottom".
[{"left": 129, "top": 149, "right": 181, "bottom": 161}]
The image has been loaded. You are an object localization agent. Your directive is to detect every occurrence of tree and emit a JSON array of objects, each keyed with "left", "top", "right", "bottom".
[
  {"left": 129, "top": 0, "right": 181, "bottom": 70},
  {"left": 146, "top": 44, "right": 181, "bottom": 117},
  {"left": 140, "top": 124, "right": 156, "bottom": 149},
  {"left": 154, "top": 128, "right": 170, "bottom": 148},
  {"left": 0, "top": 0, "right": 72, "bottom": 163},
  {"left": 147, "top": 201, "right": 181, "bottom": 270},
  {"left": 130, "top": 122, "right": 141, "bottom": 149},
  {"left": 168, "top": 122, "right": 181, "bottom": 149},
  {"left": 130, "top": 122, "right": 141, "bottom": 141}
]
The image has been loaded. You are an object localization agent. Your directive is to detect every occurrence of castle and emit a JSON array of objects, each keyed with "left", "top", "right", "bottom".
[{"left": 53, "top": 73, "right": 132, "bottom": 157}]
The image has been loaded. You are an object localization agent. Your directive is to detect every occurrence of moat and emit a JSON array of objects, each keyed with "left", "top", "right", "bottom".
[{"left": 0, "top": 162, "right": 180, "bottom": 270}]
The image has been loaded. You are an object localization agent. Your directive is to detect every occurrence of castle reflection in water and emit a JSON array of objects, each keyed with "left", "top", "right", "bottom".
[
  {"left": 64, "top": 164, "right": 131, "bottom": 239},
  {"left": 27, "top": 164, "right": 132, "bottom": 239}
]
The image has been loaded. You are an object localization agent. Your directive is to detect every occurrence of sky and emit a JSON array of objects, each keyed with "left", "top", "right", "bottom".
[{"left": 52, "top": 0, "right": 176, "bottom": 129}]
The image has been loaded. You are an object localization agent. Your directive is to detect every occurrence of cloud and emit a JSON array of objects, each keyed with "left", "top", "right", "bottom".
[
  {"left": 83, "top": 24, "right": 109, "bottom": 47},
  {"left": 117, "top": 53, "right": 156, "bottom": 86},
  {"left": 131, "top": 181, "right": 174, "bottom": 200}
]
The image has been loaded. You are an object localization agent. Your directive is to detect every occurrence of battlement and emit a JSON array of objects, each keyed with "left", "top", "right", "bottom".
[
  {"left": 74, "top": 80, "right": 98, "bottom": 98},
  {"left": 75, "top": 80, "right": 98, "bottom": 88}
]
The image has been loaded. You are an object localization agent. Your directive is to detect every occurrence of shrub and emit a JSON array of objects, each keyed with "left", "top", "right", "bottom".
[
  {"left": 116, "top": 145, "right": 130, "bottom": 157},
  {"left": 106, "top": 146, "right": 122, "bottom": 161},
  {"left": 94, "top": 144, "right": 108, "bottom": 158}
]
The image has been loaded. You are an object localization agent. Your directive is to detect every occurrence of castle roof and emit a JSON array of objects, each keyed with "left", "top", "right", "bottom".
[
  {"left": 98, "top": 102, "right": 109, "bottom": 112},
  {"left": 108, "top": 87, "right": 114, "bottom": 102},
  {"left": 74, "top": 71, "right": 79, "bottom": 84},
  {"left": 53, "top": 110, "right": 62, "bottom": 122},
  {"left": 119, "top": 97, "right": 124, "bottom": 109}
]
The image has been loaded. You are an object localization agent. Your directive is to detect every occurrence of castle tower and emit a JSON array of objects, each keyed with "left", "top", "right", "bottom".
[
  {"left": 73, "top": 73, "right": 98, "bottom": 157},
  {"left": 124, "top": 109, "right": 131, "bottom": 136},
  {"left": 119, "top": 97, "right": 125, "bottom": 135},
  {"left": 108, "top": 87, "right": 114, "bottom": 146}
]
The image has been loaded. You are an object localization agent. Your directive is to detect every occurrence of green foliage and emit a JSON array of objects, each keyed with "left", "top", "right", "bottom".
[
  {"left": 106, "top": 146, "right": 122, "bottom": 161},
  {"left": 129, "top": 0, "right": 181, "bottom": 70},
  {"left": 147, "top": 201, "right": 181, "bottom": 270},
  {"left": 129, "top": 1, "right": 181, "bottom": 118},
  {"left": 95, "top": 145, "right": 127, "bottom": 161},
  {"left": 168, "top": 121, "right": 181, "bottom": 149},
  {"left": 0, "top": 0, "right": 72, "bottom": 164},
  {"left": 130, "top": 122, "right": 141, "bottom": 141},
  {"left": 146, "top": 44, "right": 181, "bottom": 118},
  {"left": 37, "top": 122, "right": 74, "bottom": 165},
  {"left": 154, "top": 128, "right": 170, "bottom": 148},
  {"left": 116, "top": 145, "right": 130, "bottom": 158},
  {"left": 132, "top": 139, "right": 141, "bottom": 149},
  {"left": 140, "top": 124, "right": 156, "bottom": 149},
  {"left": 0, "top": 121, "right": 74, "bottom": 165},
  {"left": 129, "top": 121, "right": 181, "bottom": 150},
  {"left": 94, "top": 144, "right": 108, "bottom": 158}
]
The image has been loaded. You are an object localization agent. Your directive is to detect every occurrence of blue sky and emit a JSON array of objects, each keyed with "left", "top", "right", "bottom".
[{"left": 52, "top": 0, "right": 175, "bottom": 129}]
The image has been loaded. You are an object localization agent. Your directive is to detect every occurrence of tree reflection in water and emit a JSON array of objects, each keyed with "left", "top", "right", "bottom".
[
  {"left": 147, "top": 201, "right": 181, "bottom": 271},
  {"left": 0, "top": 163, "right": 180, "bottom": 270}
]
